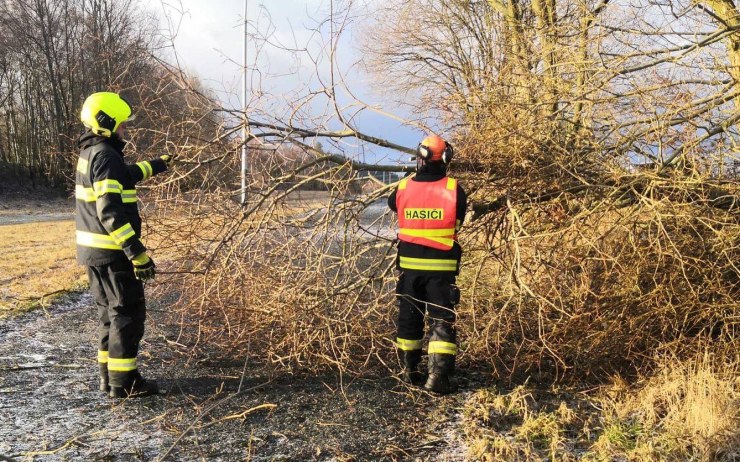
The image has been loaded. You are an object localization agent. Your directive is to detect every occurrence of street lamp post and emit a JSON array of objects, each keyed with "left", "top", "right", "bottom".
[{"left": 241, "top": 0, "right": 249, "bottom": 205}]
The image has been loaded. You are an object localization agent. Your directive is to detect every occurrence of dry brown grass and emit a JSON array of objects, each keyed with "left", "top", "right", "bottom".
[
  {"left": 0, "top": 220, "right": 86, "bottom": 316},
  {"left": 593, "top": 352, "right": 740, "bottom": 461},
  {"left": 461, "top": 352, "right": 739, "bottom": 461}
]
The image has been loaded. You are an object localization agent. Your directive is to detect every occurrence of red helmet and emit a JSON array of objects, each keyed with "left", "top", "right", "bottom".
[{"left": 417, "top": 135, "right": 454, "bottom": 164}]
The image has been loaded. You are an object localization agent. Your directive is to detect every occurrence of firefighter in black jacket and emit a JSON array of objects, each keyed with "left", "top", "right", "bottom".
[
  {"left": 388, "top": 134, "right": 467, "bottom": 394},
  {"left": 76, "top": 92, "right": 170, "bottom": 398}
]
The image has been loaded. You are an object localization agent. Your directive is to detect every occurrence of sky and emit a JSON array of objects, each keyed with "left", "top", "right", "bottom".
[{"left": 156, "top": 0, "right": 420, "bottom": 166}]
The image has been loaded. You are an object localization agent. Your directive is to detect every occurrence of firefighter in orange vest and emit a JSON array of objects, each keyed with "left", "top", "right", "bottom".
[{"left": 388, "top": 134, "right": 467, "bottom": 394}]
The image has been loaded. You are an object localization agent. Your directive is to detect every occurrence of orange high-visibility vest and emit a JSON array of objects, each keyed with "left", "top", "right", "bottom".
[{"left": 396, "top": 177, "right": 458, "bottom": 250}]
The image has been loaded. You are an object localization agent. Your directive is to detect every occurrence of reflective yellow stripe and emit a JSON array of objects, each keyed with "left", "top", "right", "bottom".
[
  {"left": 93, "top": 179, "right": 123, "bottom": 196},
  {"left": 396, "top": 337, "right": 423, "bottom": 351},
  {"left": 122, "top": 189, "right": 137, "bottom": 203},
  {"left": 399, "top": 227, "right": 456, "bottom": 248},
  {"left": 76, "top": 230, "right": 123, "bottom": 250},
  {"left": 77, "top": 185, "right": 135, "bottom": 203},
  {"left": 399, "top": 256, "right": 457, "bottom": 271},
  {"left": 428, "top": 341, "right": 457, "bottom": 355},
  {"left": 137, "top": 161, "right": 153, "bottom": 180},
  {"left": 108, "top": 357, "right": 137, "bottom": 372},
  {"left": 398, "top": 178, "right": 409, "bottom": 190},
  {"left": 110, "top": 223, "right": 135, "bottom": 245},
  {"left": 399, "top": 228, "right": 456, "bottom": 237},
  {"left": 75, "top": 185, "right": 97, "bottom": 202},
  {"left": 446, "top": 178, "right": 456, "bottom": 190},
  {"left": 76, "top": 157, "right": 89, "bottom": 174},
  {"left": 98, "top": 350, "right": 109, "bottom": 364}
]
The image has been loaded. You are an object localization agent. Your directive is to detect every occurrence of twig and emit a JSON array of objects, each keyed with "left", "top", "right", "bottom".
[
  {"left": 21, "top": 427, "right": 93, "bottom": 458},
  {"left": 156, "top": 379, "right": 274, "bottom": 462},
  {"left": 208, "top": 403, "right": 277, "bottom": 424}
]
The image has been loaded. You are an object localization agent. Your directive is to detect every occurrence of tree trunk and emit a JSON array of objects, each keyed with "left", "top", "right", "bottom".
[
  {"left": 701, "top": 1, "right": 740, "bottom": 117},
  {"left": 532, "top": 0, "right": 558, "bottom": 116},
  {"left": 574, "top": 0, "right": 610, "bottom": 131},
  {"left": 487, "top": 0, "right": 531, "bottom": 103},
  {"left": 700, "top": 0, "right": 740, "bottom": 173}
]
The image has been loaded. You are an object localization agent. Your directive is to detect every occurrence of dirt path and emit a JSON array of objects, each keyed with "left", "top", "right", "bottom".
[
  {"left": 0, "top": 196, "right": 73, "bottom": 226},
  {"left": 0, "top": 293, "right": 471, "bottom": 461},
  {"left": 0, "top": 213, "right": 73, "bottom": 226}
]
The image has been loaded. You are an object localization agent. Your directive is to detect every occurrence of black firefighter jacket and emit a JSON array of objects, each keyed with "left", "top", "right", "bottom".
[{"left": 75, "top": 131, "right": 167, "bottom": 267}]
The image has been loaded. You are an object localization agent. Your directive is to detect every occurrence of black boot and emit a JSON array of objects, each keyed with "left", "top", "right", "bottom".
[
  {"left": 426, "top": 350, "right": 457, "bottom": 395},
  {"left": 398, "top": 348, "right": 424, "bottom": 386},
  {"left": 402, "top": 367, "right": 425, "bottom": 386},
  {"left": 424, "top": 373, "right": 455, "bottom": 394},
  {"left": 109, "top": 371, "right": 159, "bottom": 398},
  {"left": 99, "top": 364, "right": 110, "bottom": 393}
]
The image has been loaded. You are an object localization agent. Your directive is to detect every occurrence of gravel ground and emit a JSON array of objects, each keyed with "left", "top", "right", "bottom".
[{"left": 0, "top": 293, "right": 471, "bottom": 461}]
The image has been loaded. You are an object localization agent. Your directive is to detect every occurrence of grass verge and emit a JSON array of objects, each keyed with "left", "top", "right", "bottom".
[
  {"left": 0, "top": 220, "right": 86, "bottom": 317},
  {"left": 461, "top": 353, "right": 740, "bottom": 461}
]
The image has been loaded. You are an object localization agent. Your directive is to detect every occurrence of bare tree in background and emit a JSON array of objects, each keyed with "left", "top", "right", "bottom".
[{"left": 0, "top": 0, "right": 224, "bottom": 189}]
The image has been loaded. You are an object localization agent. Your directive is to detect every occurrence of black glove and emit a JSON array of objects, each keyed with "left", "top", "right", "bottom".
[
  {"left": 160, "top": 154, "right": 175, "bottom": 166},
  {"left": 132, "top": 253, "right": 156, "bottom": 281}
]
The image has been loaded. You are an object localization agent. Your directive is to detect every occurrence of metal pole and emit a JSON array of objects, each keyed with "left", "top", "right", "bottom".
[{"left": 240, "top": 0, "right": 248, "bottom": 205}]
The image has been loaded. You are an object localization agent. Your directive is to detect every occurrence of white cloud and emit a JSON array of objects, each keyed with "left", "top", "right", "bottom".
[
  {"left": 160, "top": 1, "right": 329, "bottom": 105},
  {"left": 156, "top": 0, "right": 421, "bottom": 163}
]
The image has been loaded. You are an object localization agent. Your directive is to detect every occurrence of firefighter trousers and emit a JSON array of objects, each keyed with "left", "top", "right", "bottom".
[
  {"left": 86, "top": 258, "right": 146, "bottom": 388},
  {"left": 395, "top": 272, "right": 459, "bottom": 376}
]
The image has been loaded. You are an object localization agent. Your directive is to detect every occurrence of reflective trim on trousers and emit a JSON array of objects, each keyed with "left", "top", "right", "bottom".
[
  {"left": 396, "top": 337, "right": 423, "bottom": 351},
  {"left": 107, "top": 357, "right": 137, "bottom": 372},
  {"left": 428, "top": 340, "right": 457, "bottom": 355}
]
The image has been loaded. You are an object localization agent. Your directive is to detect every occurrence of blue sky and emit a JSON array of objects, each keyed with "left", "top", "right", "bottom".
[{"left": 158, "top": 0, "right": 420, "bottom": 166}]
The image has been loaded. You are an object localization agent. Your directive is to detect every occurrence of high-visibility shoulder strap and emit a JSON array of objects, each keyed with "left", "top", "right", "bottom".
[
  {"left": 76, "top": 157, "right": 89, "bottom": 175},
  {"left": 446, "top": 177, "right": 456, "bottom": 190},
  {"left": 399, "top": 178, "right": 410, "bottom": 190}
]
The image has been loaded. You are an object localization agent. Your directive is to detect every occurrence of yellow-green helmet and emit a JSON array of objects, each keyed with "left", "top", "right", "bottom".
[{"left": 80, "top": 92, "right": 134, "bottom": 137}]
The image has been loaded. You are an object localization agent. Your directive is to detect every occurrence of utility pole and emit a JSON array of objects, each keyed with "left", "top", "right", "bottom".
[{"left": 240, "top": 0, "right": 249, "bottom": 205}]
